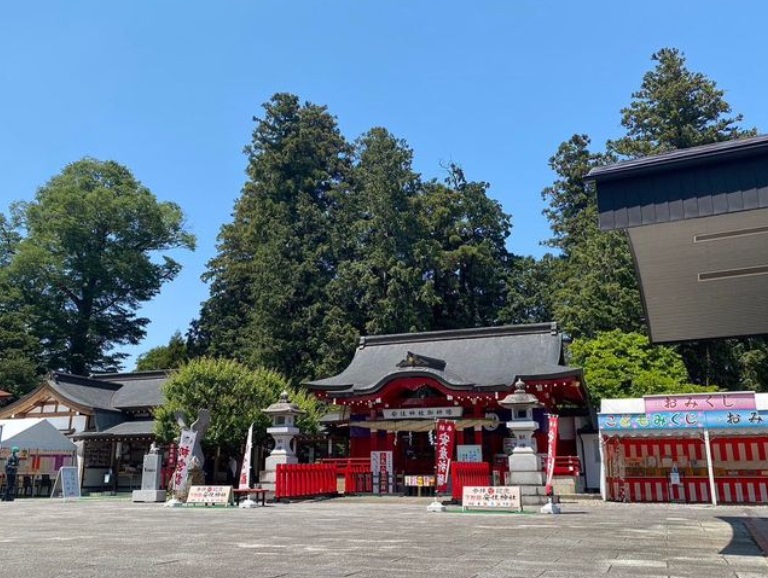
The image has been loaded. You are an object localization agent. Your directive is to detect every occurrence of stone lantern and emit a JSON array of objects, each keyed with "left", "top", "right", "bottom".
[
  {"left": 499, "top": 379, "right": 544, "bottom": 488},
  {"left": 259, "top": 391, "right": 305, "bottom": 492}
]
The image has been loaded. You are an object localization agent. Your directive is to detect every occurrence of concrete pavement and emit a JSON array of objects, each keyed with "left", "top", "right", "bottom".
[{"left": 0, "top": 496, "right": 766, "bottom": 578}]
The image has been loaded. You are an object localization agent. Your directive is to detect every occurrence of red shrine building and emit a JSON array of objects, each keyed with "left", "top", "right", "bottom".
[{"left": 307, "top": 323, "right": 595, "bottom": 491}]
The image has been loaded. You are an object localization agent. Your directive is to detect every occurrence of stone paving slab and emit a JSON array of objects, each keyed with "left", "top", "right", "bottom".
[{"left": 0, "top": 497, "right": 765, "bottom": 577}]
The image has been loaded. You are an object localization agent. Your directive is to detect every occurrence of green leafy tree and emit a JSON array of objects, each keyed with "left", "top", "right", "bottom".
[
  {"left": 5, "top": 159, "right": 195, "bottom": 375},
  {"left": 569, "top": 330, "right": 719, "bottom": 406},
  {"left": 540, "top": 136, "right": 643, "bottom": 338},
  {"left": 499, "top": 254, "right": 557, "bottom": 325},
  {"left": 608, "top": 48, "right": 757, "bottom": 158},
  {"left": 416, "top": 165, "right": 512, "bottom": 330},
  {"left": 0, "top": 214, "right": 41, "bottom": 397},
  {"left": 328, "top": 128, "right": 426, "bottom": 338},
  {"left": 198, "top": 94, "right": 352, "bottom": 382},
  {"left": 154, "top": 358, "right": 320, "bottom": 453},
  {"left": 135, "top": 331, "right": 188, "bottom": 371}
]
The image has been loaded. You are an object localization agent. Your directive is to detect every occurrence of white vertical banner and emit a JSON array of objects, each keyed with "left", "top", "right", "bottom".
[
  {"left": 239, "top": 424, "right": 254, "bottom": 490},
  {"left": 370, "top": 451, "right": 393, "bottom": 494},
  {"left": 172, "top": 429, "right": 197, "bottom": 493}
]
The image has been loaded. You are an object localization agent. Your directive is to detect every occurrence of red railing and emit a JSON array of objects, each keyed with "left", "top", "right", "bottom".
[
  {"left": 274, "top": 464, "right": 338, "bottom": 499},
  {"left": 318, "top": 458, "right": 372, "bottom": 494},
  {"left": 552, "top": 456, "right": 581, "bottom": 477},
  {"left": 451, "top": 462, "right": 490, "bottom": 501}
]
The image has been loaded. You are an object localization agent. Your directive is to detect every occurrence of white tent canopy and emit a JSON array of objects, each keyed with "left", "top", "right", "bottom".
[{"left": 0, "top": 418, "right": 77, "bottom": 453}]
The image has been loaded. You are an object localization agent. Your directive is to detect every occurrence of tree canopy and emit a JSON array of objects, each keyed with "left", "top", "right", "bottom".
[
  {"left": 3, "top": 159, "right": 195, "bottom": 376},
  {"left": 135, "top": 331, "right": 189, "bottom": 371},
  {"left": 154, "top": 358, "right": 321, "bottom": 453},
  {"left": 569, "top": 331, "right": 719, "bottom": 406}
]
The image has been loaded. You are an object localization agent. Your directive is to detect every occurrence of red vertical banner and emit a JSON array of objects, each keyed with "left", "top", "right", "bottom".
[
  {"left": 545, "top": 414, "right": 559, "bottom": 495},
  {"left": 435, "top": 420, "right": 456, "bottom": 493}
]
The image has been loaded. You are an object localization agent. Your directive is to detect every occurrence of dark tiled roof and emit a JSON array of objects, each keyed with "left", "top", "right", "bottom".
[
  {"left": 306, "top": 323, "right": 580, "bottom": 396},
  {"left": 49, "top": 373, "right": 123, "bottom": 412},
  {"left": 94, "top": 371, "right": 169, "bottom": 409}
]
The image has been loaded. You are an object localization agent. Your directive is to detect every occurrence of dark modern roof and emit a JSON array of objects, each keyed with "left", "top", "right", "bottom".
[
  {"left": 71, "top": 419, "right": 156, "bottom": 440},
  {"left": 585, "top": 134, "right": 768, "bottom": 231},
  {"left": 585, "top": 135, "right": 768, "bottom": 343},
  {"left": 306, "top": 323, "right": 581, "bottom": 396}
]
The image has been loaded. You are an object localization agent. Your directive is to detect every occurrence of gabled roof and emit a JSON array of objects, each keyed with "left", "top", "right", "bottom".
[
  {"left": 49, "top": 373, "right": 122, "bottom": 412},
  {"left": 306, "top": 323, "right": 581, "bottom": 396},
  {"left": 94, "top": 370, "right": 168, "bottom": 410}
]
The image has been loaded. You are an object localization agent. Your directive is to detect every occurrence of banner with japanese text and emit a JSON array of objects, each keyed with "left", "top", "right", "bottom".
[
  {"left": 435, "top": 420, "right": 456, "bottom": 493},
  {"left": 545, "top": 414, "right": 559, "bottom": 495},
  {"left": 172, "top": 429, "right": 197, "bottom": 493},
  {"left": 370, "top": 450, "right": 393, "bottom": 494},
  {"left": 238, "top": 423, "right": 253, "bottom": 490}
]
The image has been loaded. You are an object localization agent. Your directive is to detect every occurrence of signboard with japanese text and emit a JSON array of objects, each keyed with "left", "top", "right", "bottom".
[
  {"left": 435, "top": 420, "right": 456, "bottom": 493},
  {"left": 370, "top": 450, "right": 393, "bottom": 494},
  {"left": 462, "top": 486, "right": 521, "bottom": 512},
  {"left": 382, "top": 407, "right": 463, "bottom": 420},
  {"left": 171, "top": 430, "right": 197, "bottom": 493},
  {"left": 599, "top": 409, "right": 768, "bottom": 432},
  {"left": 404, "top": 475, "right": 436, "bottom": 487},
  {"left": 186, "top": 485, "right": 233, "bottom": 506},
  {"left": 644, "top": 392, "right": 756, "bottom": 413},
  {"left": 456, "top": 444, "right": 482, "bottom": 463},
  {"left": 545, "top": 415, "right": 559, "bottom": 495},
  {"left": 51, "top": 466, "right": 81, "bottom": 500}
]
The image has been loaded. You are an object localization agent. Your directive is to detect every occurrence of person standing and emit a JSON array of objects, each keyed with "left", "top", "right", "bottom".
[{"left": 3, "top": 446, "right": 21, "bottom": 501}]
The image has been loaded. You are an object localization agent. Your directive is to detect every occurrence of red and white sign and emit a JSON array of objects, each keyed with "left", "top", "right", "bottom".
[
  {"left": 462, "top": 486, "right": 521, "bottom": 511},
  {"left": 545, "top": 414, "right": 559, "bottom": 495},
  {"left": 172, "top": 429, "right": 197, "bottom": 493},
  {"left": 435, "top": 420, "right": 456, "bottom": 493},
  {"left": 371, "top": 450, "right": 393, "bottom": 494},
  {"left": 238, "top": 424, "right": 253, "bottom": 490}
]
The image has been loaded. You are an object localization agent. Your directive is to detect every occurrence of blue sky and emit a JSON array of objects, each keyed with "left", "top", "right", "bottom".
[{"left": 2, "top": 2, "right": 767, "bottom": 370}]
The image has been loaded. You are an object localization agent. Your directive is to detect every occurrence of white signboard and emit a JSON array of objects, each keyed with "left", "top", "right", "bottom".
[
  {"left": 382, "top": 407, "right": 463, "bottom": 419},
  {"left": 52, "top": 466, "right": 81, "bottom": 500},
  {"left": 370, "top": 450, "right": 393, "bottom": 494},
  {"left": 457, "top": 444, "right": 482, "bottom": 462},
  {"left": 186, "top": 485, "right": 233, "bottom": 506},
  {"left": 462, "top": 486, "right": 521, "bottom": 512}
]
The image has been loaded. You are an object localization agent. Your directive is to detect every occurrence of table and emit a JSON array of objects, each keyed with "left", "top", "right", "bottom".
[{"left": 232, "top": 488, "right": 268, "bottom": 506}]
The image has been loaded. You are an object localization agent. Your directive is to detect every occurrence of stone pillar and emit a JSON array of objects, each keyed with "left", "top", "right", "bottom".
[{"left": 132, "top": 448, "right": 166, "bottom": 502}]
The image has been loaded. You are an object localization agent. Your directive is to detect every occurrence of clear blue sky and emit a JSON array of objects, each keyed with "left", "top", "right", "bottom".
[{"left": 2, "top": 2, "right": 767, "bottom": 370}]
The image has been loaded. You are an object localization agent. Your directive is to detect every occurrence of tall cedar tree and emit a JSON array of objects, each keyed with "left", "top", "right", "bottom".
[
  {"left": 416, "top": 165, "right": 512, "bottom": 330},
  {"left": 328, "top": 128, "right": 426, "bottom": 337},
  {"left": 199, "top": 94, "right": 352, "bottom": 382},
  {"left": 6, "top": 159, "right": 194, "bottom": 375}
]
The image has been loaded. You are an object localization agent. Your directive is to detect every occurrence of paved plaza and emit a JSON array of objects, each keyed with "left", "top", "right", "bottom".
[{"left": 0, "top": 496, "right": 766, "bottom": 578}]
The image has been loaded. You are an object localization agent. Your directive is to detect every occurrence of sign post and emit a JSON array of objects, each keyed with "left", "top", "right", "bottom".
[
  {"left": 435, "top": 420, "right": 456, "bottom": 494},
  {"left": 51, "top": 466, "right": 81, "bottom": 501}
]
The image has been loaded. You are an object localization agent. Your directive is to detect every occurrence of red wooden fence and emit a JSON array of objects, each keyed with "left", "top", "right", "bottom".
[
  {"left": 451, "top": 462, "right": 490, "bottom": 501},
  {"left": 274, "top": 463, "right": 338, "bottom": 499}
]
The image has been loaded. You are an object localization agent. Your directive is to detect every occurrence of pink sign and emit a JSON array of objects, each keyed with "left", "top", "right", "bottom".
[{"left": 644, "top": 393, "right": 755, "bottom": 413}]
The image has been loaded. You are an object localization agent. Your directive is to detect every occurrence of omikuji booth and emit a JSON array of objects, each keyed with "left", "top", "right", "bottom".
[{"left": 599, "top": 392, "right": 768, "bottom": 504}]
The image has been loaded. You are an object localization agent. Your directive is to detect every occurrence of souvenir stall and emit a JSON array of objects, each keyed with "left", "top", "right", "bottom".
[
  {"left": 599, "top": 392, "right": 768, "bottom": 504},
  {"left": 0, "top": 418, "right": 77, "bottom": 496}
]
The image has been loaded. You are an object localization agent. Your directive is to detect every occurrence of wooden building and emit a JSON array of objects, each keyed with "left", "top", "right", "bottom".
[
  {"left": 0, "top": 371, "right": 168, "bottom": 491},
  {"left": 307, "top": 323, "right": 594, "bottom": 491}
]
